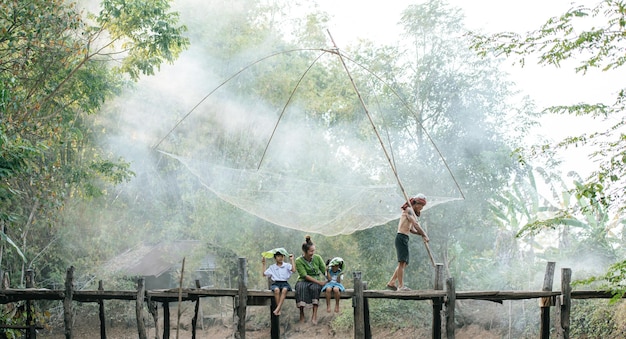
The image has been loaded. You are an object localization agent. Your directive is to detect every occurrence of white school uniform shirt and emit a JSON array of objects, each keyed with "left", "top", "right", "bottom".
[{"left": 264, "top": 263, "right": 293, "bottom": 281}]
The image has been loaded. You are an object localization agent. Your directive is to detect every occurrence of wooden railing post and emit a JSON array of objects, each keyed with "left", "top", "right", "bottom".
[
  {"left": 236, "top": 257, "right": 248, "bottom": 339},
  {"left": 136, "top": 278, "right": 147, "bottom": 339},
  {"left": 25, "top": 269, "right": 35, "bottom": 339},
  {"left": 63, "top": 266, "right": 74, "bottom": 339},
  {"left": 363, "top": 281, "right": 371, "bottom": 339},
  {"left": 445, "top": 278, "right": 455, "bottom": 339},
  {"left": 267, "top": 277, "right": 280, "bottom": 339},
  {"left": 192, "top": 279, "right": 201, "bottom": 339},
  {"left": 540, "top": 262, "right": 556, "bottom": 339},
  {"left": 433, "top": 263, "right": 444, "bottom": 339},
  {"left": 558, "top": 268, "right": 572, "bottom": 339},
  {"left": 353, "top": 271, "right": 364, "bottom": 339},
  {"left": 98, "top": 281, "right": 106, "bottom": 339}
]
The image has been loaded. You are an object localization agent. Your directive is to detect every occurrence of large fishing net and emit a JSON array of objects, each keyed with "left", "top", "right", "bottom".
[{"left": 155, "top": 47, "right": 464, "bottom": 236}]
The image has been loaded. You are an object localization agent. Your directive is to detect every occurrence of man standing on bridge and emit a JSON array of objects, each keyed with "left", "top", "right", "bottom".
[{"left": 386, "top": 193, "right": 429, "bottom": 291}]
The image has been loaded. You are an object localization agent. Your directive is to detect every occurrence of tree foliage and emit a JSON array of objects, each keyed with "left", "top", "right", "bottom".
[
  {"left": 471, "top": 0, "right": 626, "bottom": 296},
  {"left": 0, "top": 0, "right": 188, "bottom": 285}
]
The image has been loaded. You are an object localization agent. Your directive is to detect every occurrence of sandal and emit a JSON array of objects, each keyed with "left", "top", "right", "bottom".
[{"left": 385, "top": 284, "right": 397, "bottom": 291}]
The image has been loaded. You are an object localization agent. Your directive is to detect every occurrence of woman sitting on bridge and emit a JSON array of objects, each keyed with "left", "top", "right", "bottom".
[{"left": 294, "top": 235, "right": 326, "bottom": 324}]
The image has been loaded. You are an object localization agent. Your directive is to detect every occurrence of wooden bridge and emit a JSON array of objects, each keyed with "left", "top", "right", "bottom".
[{"left": 0, "top": 259, "right": 617, "bottom": 339}]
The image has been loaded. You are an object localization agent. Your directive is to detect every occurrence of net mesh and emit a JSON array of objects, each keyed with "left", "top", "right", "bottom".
[{"left": 156, "top": 48, "right": 464, "bottom": 236}]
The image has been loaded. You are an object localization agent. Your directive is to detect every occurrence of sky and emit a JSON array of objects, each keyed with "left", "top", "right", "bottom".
[{"left": 314, "top": 0, "right": 617, "bottom": 175}]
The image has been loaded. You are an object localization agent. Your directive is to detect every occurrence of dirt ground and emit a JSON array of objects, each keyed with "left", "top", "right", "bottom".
[{"left": 34, "top": 300, "right": 500, "bottom": 339}]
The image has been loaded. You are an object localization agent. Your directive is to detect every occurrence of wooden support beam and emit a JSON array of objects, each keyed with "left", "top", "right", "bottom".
[
  {"left": 98, "top": 281, "right": 106, "bottom": 339},
  {"left": 363, "top": 281, "right": 371, "bottom": 339},
  {"left": 236, "top": 257, "right": 248, "bottom": 339},
  {"left": 136, "top": 278, "right": 147, "bottom": 339},
  {"left": 163, "top": 302, "right": 170, "bottom": 339},
  {"left": 25, "top": 269, "right": 35, "bottom": 339},
  {"left": 433, "top": 263, "right": 444, "bottom": 339},
  {"left": 540, "top": 262, "right": 556, "bottom": 339},
  {"left": 445, "top": 278, "right": 455, "bottom": 339},
  {"left": 192, "top": 280, "right": 201, "bottom": 339},
  {"left": 558, "top": 268, "right": 572, "bottom": 339},
  {"left": 63, "top": 266, "right": 74, "bottom": 339},
  {"left": 353, "top": 272, "right": 364, "bottom": 339}
]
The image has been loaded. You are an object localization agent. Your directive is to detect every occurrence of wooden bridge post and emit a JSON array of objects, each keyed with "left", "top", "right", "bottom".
[
  {"left": 363, "top": 281, "right": 371, "bottom": 339},
  {"left": 432, "top": 263, "right": 444, "bottom": 339},
  {"left": 353, "top": 271, "right": 364, "bottom": 339},
  {"left": 98, "top": 281, "right": 106, "bottom": 339},
  {"left": 63, "top": 266, "right": 74, "bottom": 339},
  {"left": 136, "top": 278, "right": 147, "bottom": 339},
  {"left": 235, "top": 257, "right": 248, "bottom": 339},
  {"left": 192, "top": 279, "right": 201, "bottom": 339},
  {"left": 163, "top": 302, "right": 170, "bottom": 339},
  {"left": 445, "top": 278, "right": 455, "bottom": 339},
  {"left": 25, "top": 269, "right": 35, "bottom": 339},
  {"left": 267, "top": 277, "right": 280, "bottom": 339},
  {"left": 557, "top": 268, "right": 572, "bottom": 339},
  {"left": 540, "top": 262, "right": 556, "bottom": 339}
]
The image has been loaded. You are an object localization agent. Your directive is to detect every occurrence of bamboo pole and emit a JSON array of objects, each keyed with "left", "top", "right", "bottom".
[{"left": 326, "top": 30, "right": 436, "bottom": 267}]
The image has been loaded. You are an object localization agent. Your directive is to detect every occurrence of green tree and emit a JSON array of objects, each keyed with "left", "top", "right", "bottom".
[
  {"left": 470, "top": 0, "right": 626, "bottom": 298},
  {"left": 0, "top": 0, "right": 188, "bottom": 285}
]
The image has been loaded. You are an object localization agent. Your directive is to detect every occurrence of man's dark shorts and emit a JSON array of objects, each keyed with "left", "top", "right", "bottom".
[{"left": 395, "top": 233, "right": 410, "bottom": 264}]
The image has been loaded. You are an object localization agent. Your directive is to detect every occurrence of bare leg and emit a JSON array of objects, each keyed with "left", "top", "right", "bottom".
[
  {"left": 397, "top": 261, "right": 407, "bottom": 288},
  {"left": 312, "top": 304, "right": 319, "bottom": 324},
  {"left": 325, "top": 288, "right": 332, "bottom": 312},
  {"left": 272, "top": 288, "right": 280, "bottom": 315},
  {"left": 333, "top": 287, "right": 340, "bottom": 313},
  {"left": 387, "top": 265, "right": 399, "bottom": 288},
  {"left": 299, "top": 306, "right": 305, "bottom": 323},
  {"left": 274, "top": 288, "right": 288, "bottom": 315}
]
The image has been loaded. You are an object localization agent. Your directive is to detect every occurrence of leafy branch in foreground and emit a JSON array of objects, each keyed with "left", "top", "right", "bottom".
[{"left": 575, "top": 259, "right": 626, "bottom": 304}]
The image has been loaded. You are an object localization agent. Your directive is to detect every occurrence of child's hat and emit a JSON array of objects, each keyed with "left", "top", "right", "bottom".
[
  {"left": 329, "top": 257, "right": 343, "bottom": 266},
  {"left": 261, "top": 247, "right": 290, "bottom": 258}
]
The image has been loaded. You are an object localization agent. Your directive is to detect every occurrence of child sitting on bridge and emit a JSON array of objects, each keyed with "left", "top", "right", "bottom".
[
  {"left": 322, "top": 257, "right": 345, "bottom": 313},
  {"left": 262, "top": 248, "right": 296, "bottom": 316}
]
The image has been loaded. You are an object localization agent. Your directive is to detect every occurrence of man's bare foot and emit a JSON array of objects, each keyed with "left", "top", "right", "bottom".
[
  {"left": 326, "top": 306, "right": 331, "bottom": 313},
  {"left": 273, "top": 308, "right": 281, "bottom": 316},
  {"left": 335, "top": 305, "right": 340, "bottom": 313},
  {"left": 311, "top": 318, "right": 318, "bottom": 325}
]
